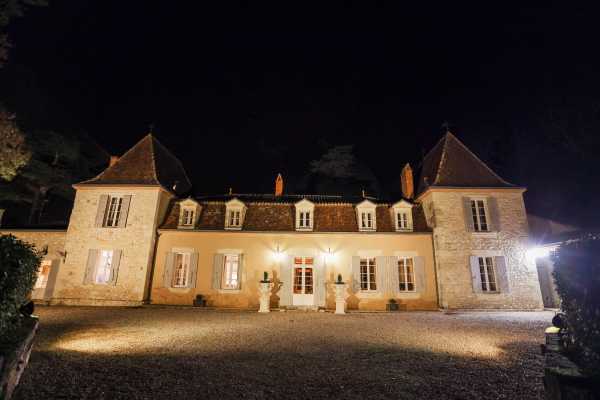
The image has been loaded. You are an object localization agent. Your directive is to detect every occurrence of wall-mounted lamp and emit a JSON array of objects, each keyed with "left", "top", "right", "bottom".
[
  {"left": 526, "top": 245, "right": 556, "bottom": 261},
  {"left": 324, "top": 247, "right": 335, "bottom": 263},
  {"left": 273, "top": 245, "right": 285, "bottom": 262}
]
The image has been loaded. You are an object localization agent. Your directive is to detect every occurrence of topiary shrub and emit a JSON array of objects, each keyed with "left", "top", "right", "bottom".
[
  {"left": 0, "top": 234, "right": 42, "bottom": 336},
  {"left": 552, "top": 234, "right": 600, "bottom": 373}
]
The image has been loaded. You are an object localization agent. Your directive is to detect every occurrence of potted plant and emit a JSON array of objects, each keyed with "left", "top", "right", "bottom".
[
  {"left": 543, "top": 234, "right": 600, "bottom": 399},
  {"left": 386, "top": 298, "right": 399, "bottom": 312},
  {"left": 0, "top": 235, "right": 42, "bottom": 400}
]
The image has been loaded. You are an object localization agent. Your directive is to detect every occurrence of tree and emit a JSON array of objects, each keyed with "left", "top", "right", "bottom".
[
  {"left": 308, "top": 145, "right": 381, "bottom": 197},
  {"left": 0, "top": 0, "right": 45, "bottom": 66},
  {"left": 0, "top": 108, "right": 30, "bottom": 181}
]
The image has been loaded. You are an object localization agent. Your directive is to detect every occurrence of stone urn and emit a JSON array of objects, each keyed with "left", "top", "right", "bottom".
[
  {"left": 334, "top": 274, "right": 346, "bottom": 315},
  {"left": 258, "top": 271, "right": 272, "bottom": 313}
]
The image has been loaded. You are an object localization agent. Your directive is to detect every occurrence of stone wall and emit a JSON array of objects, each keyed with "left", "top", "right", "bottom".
[
  {"left": 0, "top": 229, "right": 66, "bottom": 301},
  {"left": 421, "top": 188, "right": 543, "bottom": 309},
  {"left": 51, "top": 186, "right": 173, "bottom": 306}
]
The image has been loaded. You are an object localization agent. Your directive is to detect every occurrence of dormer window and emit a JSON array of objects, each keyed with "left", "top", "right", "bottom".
[
  {"left": 178, "top": 198, "right": 201, "bottom": 229},
  {"left": 225, "top": 198, "right": 246, "bottom": 230},
  {"left": 356, "top": 200, "right": 377, "bottom": 232},
  {"left": 295, "top": 199, "right": 315, "bottom": 231},
  {"left": 391, "top": 200, "right": 413, "bottom": 232}
]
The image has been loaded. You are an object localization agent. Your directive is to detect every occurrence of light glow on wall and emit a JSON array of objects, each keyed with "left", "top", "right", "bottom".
[{"left": 526, "top": 245, "right": 557, "bottom": 261}]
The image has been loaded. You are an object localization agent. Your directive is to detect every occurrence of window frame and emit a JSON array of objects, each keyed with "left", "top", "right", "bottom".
[
  {"left": 478, "top": 256, "right": 498, "bottom": 292},
  {"left": 391, "top": 200, "right": 414, "bottom": 232},
  {"left": 295, "top": 199, "right": 315, "bottom": 231},
  {"left": 172, "top": 252, "right": 191, "bottom": 288},
  {"left": 225, "top": 199, "right": 246, "bottom": 230},
  {"left": 359, "top": 257, "right": 377, "bottom": 291},
  {"left": 356, "top": 200, "right": 377, "bottom": 232},
  {"left": 221, "top": 254, "right": 241, "bottom": 290},
  {"left": 397, "top": 256, "right": 416, "bottom": 292},
  {"left": 103, "top": 196, "right": 123, "bottom": 227},
  {"left": 470, "top": 198, "right": 489, "bottom": 232},
  {"left": 181, "top": 208, "right": 195, "bottom": 226}
]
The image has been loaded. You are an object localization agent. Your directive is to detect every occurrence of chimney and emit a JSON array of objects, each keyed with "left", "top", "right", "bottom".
[
  {"left": 275, "top": 173, "right": 284, "bottom": 196},
  {"left": 109, "top": 155, "right": 119, "bottom": 167},
  {"left": 401, "top": 163, "right": 414, "bottom": 199}
]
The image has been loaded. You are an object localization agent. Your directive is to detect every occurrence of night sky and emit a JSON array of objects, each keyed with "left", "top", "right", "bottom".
[{"left": 2, "top": 2, "right": 599, "bottom": 227}]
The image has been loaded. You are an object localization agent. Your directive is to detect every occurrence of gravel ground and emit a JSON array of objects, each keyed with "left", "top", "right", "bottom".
[{"left": 13, "top": 307, "right": 552, "bottom": 399}]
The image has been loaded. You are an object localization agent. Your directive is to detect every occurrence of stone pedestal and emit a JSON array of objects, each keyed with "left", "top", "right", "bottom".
[
  {"left": 334, "top": 283, "right": 346, "bottom": 314},
  {"left": 258, "top": 281, "right": 271, "bottom": 313}
]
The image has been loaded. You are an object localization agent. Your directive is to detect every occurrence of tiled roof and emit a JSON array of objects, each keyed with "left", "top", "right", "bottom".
[
  {"left": 195, "top": 193, "right": 383, "bottom": 204},
  {"left": 416, "top": 131, "right": 516, "bottom": 195},
  {"left": 78, "top": 134, "right": 192, "bottom": 195},
  {"left": 160, "top": 197, "right": 431, "bottom": 233}
]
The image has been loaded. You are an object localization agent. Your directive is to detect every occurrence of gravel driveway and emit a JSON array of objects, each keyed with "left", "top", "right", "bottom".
[{"left": 13, "top": 307, "right": 552, "bottom": 399}]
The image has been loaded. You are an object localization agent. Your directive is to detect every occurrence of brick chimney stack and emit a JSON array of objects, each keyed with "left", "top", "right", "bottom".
[
  {"left": 401, "top": 163, "right": 414, "bottom": 199},
  {"left": 109, "top": 155, "right": 119, "bottom": 167},
  {"left": 275, "top": 173, "right": 284, "bottom": 196}
]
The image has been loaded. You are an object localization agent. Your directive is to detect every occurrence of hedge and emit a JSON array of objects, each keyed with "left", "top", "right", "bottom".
[
  {"left": 552, "top": 234, "right": 600, "bottom": 373},
  {"left": 0, "top": 234, "right": 41, "bottom": 336}
]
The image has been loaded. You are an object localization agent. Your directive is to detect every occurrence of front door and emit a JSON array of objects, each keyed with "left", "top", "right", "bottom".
[{"left": 292, "top": 256, "right": 314, "bottom": 306}]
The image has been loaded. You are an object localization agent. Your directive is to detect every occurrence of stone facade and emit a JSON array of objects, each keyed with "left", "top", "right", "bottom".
[
  {"left": 49, "top": 186, "right": 173, "bottom": 306},
  {"left": 419, "top": 188, "right": 543, "bottom": 309}
]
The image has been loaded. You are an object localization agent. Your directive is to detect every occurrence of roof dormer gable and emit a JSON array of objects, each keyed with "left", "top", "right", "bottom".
[
  {"left": 356, "top": 199, "right": 377, "bottom": 231},
  {"left": 178, "top": 198, "right": 201, "bottom": 229},
  {"left": 295, "top": 198, "right": 315, "bottom": 231},
  {"left": 390, "top": 200, "right": 413, "bottom": 232},
  {"left": 225, "top": 198, "right": 247, "bottom": 230}
]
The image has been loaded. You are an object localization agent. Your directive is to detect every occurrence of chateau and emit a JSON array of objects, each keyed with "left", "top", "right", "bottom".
[{"left": 2, "top": 132, "right": 544, "bottom": 310}]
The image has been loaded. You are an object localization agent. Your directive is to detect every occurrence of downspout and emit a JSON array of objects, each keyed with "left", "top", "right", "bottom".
[
  {"left": 144, "top": 229, "right": 161, "bottom": 304},
  {"left": 431, "top": 232, "right": 442, "bottom": 309}
]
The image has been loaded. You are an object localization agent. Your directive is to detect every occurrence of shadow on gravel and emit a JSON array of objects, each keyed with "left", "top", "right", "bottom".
[{"left": 14, "top": 341, "right": 544, "bottom": 400}]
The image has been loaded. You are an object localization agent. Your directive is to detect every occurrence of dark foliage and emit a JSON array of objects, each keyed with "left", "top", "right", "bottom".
[
  {"left": 552, "top": 235, "right": 600, "bottom": 373},
  {"left": 0, "top": 234, "right": 41, "bottom": 336}
]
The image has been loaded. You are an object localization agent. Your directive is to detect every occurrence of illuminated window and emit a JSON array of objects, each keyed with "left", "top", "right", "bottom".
[
  {"left": 95, "top": 250, "right": 113, "bottom": 284},
  {"left": 34, "top": 260, "right": 52, "bottom": 289},
  {"left": 104, "top": 196, "right": 123, "bottom": 227},
  {"left": 221, "top": 254, "right": 240, "bottom": 289},
  {"left": 471, "top": 199, "right": 489, "bottom": 232},
  {"left": 172, "top": 252, "right": 191, "bottom": 287},
  {"left": 478, "top": 257, "right": 497, "bottom": 292},
  {"left": 398, "top": 257, "right": 415, "bottom": 291},
  {"left": 182, "top": 209, "right": 195, "bottom": 226},
  {"left": 360, "top": 258, "right": 377, "bottom": 291},
  {"left": 293, "top": 257, "right": 313, "bottom": 294}
]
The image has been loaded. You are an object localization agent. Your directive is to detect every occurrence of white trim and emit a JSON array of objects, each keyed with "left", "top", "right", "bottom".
[
  {"left": 225, "top": 198, "right": 246, "bottom": 230},
  {"left": 356, "top": 249, "right": 382, "bottom": 258},
  {"left": 471, "top": 250, "right": 503, "bottom": 257},
  {"left": 216, "top": 248, "right": 243, "bottom": 255},
  {"left": 393, "top": 250, "right": 419, "bottom": 257}
]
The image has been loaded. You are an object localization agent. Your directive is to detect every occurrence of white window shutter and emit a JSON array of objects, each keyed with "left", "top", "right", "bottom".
[
  {"left": 187, "top": 253, "right": 199, "bottom": 288},
  {"left": 494, "top": 256, "right": 510, "bottom": 293},
  {"left": 487, "top": 197, "right": 501, "bottom": 232},
  {"left": 463, "top": 197, "right": 474, "bottom": 231},
  {"left": 388, "top": 256, "right": 400, "bottom": 294},
  {"left": 237, "top": 254, "right": 244, "bottom": 290},
  {"left": 414, "top": 256, "right": 426, "bottom": 293},
  {"left": 313, "top": 257, "right": 326, "bottom": 307},
  {"left": 279, "top": 256, "right": 293, "bottom": 306},
  {"left": 351, "top": 256, "right": 361, "bottom": 292},
  {"left": 118, "top": 195, "right": 131, "bottom": 228},
  {"left": 108, "top": 250, "right": 122, "bottom": 285},
  {"left": 84, "top": 249, "right": 99, "bottom": 284},
  {"left": 375, "top": 256, "right": 386, "bottom": 293},
  {"left": 163, "top": 252, "right": 175, "bottom": 288},
  {"left": 212, "top": 254, "right": 224, "bottom": 289},
  {"left": 470, "top": 256, "right": 483, "bottom": 293},
  {"left": 95, "top": 195, "right": 108, "bottom": 227}
]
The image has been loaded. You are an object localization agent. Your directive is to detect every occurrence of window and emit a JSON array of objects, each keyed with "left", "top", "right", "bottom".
[
  {"left": 397, "top": 212, "right": 409, "bottom": 230},
  {"left": 361, "top": 212, "right": 374, "bottom": 229},
  {"left": 398, "top": 257, "right": 415, "bottom": 291},
  {"left": 293, "top": 257, "right": 313, "bottom": 294},
  {"left": 172, "top": 252, "right": 191, "bottom": 287},
  {"left": 299, "top": 211, "right": 311, "bottom": 228},
  {"left": 360, "top": 258, "right": 377, "bottom": 291},
  {"left": 295, "top": 199, "right": 315, "bottom": 231},
  {"left": 95, "top": 250, "right": 113, "bottom": 284},
  {"left": 221, "top": 254, "right": 240, "bottom": 289},
  {"left": 471, "top": 199, "right": 488, "bottom": 232},
  {"left": 182, "top": 209, "right": 195, "bottom": 226},
  {"left": 228, "top": 210, "right": 241, "bottom": 227},
  {"left": 34, "top": 260, "right": 52, "bottom": 289},
  {"left": 104, "top": 196, "right": 123, "bottom": 227},
  {"left": 478, "top": 256, "right": 497, "bottom": 292}
]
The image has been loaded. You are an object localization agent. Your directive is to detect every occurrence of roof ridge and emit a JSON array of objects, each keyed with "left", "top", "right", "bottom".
[
  {"left": 445, "top": 131, "right": 514, "bottom": 186},
  {"left": 147, "top": 134, "right": 160, "bottom": 183},
  {"left": 433, "top": 131, "right": 452, "bottom": 185}
]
